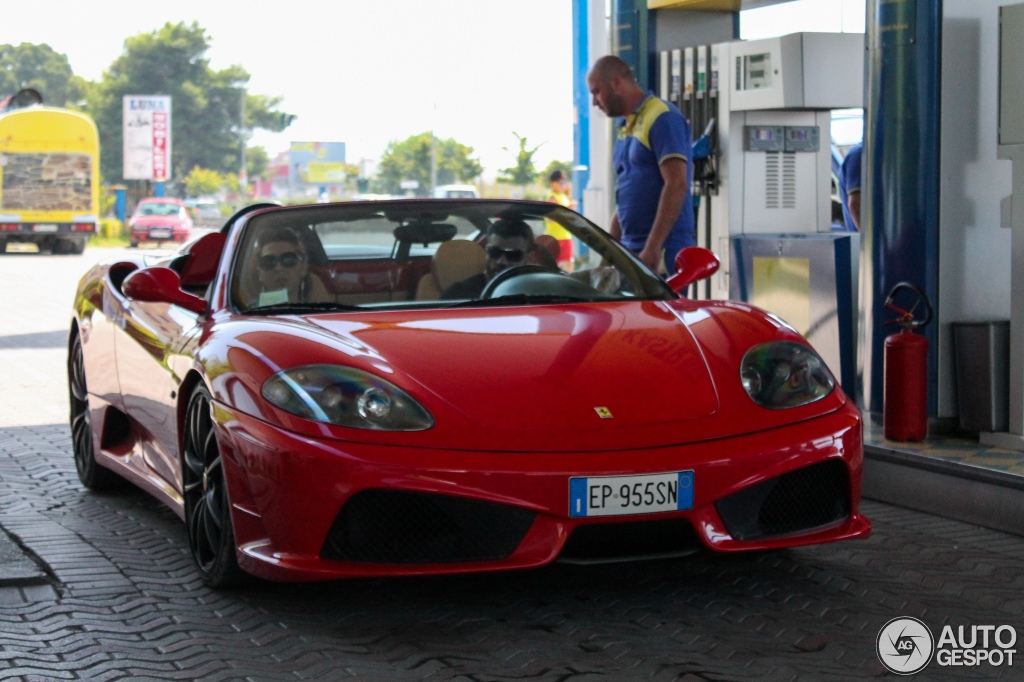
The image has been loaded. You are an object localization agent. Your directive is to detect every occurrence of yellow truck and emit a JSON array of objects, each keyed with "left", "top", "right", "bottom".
[{"left": 0, "top": 89, "right": 100, "bottom": 254}]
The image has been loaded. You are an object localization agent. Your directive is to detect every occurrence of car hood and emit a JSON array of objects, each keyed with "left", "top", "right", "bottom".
[
  {"left": 304, "top": 301, "right": 725, "bottom": 449},
  {"left": 221, "top": 300, "right": 845, "bottom": 451}
]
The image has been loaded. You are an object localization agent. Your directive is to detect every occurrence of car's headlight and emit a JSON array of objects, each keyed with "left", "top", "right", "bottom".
[
  {"left": 740, "top": 341, "right": 835, "bottom": 409},
  {"left": 262, "top": 365, "right": 433, "bottom": 431}
]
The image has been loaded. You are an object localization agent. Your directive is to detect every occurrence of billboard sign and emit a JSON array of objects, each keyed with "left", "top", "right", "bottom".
[
  {"left": 288, "top": 141, "right": 346, "bottom": 186},
  {"left": 123, "top": 95, "right": 172, "bottom": 181}
]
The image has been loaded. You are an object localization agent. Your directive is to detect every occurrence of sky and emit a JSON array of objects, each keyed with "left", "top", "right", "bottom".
[
  {"left": 1, "top": 0, "right": 576, "bottom": 179},
  {"left": 1, "top": 0, "right": 864, "bottom": 181}
]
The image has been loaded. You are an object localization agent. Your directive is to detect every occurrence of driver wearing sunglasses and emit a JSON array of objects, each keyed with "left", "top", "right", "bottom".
[
  {"left": 441, "top": 218, "right": 535, "bottom": 300},
  {"left": 254, "top": 227, "right": 320, "bottom": 306}
]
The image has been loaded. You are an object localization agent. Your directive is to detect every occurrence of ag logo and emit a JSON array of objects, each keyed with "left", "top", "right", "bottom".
[{"left": 877, "top": 617, "right": 935, "bottom": 675}]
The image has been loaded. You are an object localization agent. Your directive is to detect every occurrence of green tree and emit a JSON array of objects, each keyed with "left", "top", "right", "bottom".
[
  {"left": 86, "top": 22, "right": 295, "bottom": 183},
  {"left": 498, "top": 132, "right": 542, "bottom": 192},
  {"left": 376, "top": 132, "right": 483, "bottom": 196},
  {"left": 183, "top": 166, "right": 225, "bottom": 197},
  {"left": 246, "top": 145, "right": 270, "bottom": 181},
  {"left": 0, "top": 43, "right": 86, "bottom": 107},
  {"left": 222, "top": 172, "right": 241, "bottom": 195}
]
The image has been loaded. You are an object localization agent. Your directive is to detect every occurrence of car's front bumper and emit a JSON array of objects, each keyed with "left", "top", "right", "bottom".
[{"left": 215, "top": 400, "right": 870, "bottom": 582}]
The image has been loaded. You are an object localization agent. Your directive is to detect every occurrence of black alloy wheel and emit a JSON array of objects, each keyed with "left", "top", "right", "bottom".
[
  {"left": 68, "top": 333, "right": 119, "bottom": 490},
  {"left": 182, "top": 385, "right": 243, "bottom": 587}
]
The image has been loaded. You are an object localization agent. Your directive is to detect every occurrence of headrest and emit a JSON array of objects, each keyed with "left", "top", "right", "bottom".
[
  {"left": 432, "top": 240, "right": 486, "bottom": 290},
  {"left": 534, "top": 234, "right": 560, "bottom": 263}
]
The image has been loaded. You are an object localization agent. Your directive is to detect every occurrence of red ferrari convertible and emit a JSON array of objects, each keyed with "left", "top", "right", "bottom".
[{"left": 68, "top": 200, "right": 870, "bottom": 586}]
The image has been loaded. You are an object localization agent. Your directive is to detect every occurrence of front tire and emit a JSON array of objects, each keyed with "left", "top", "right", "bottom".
[
  {"left": 182, "top": 385, "right": 243, "bottom": 587},
  {"left": 68, "top": 333, "right": 119, "bottom": 490}
]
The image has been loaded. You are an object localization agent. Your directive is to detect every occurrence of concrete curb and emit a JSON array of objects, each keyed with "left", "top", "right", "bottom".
[{"left": 863, "top": 445, "right": 1024, "bottom": 538}]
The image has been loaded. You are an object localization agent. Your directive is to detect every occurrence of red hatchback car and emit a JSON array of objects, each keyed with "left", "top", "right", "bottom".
[
  {"left": 69, "top": 200, "right": 870, "bottom": 587},
  {"left": 128, "top": 197, "right": 193, "bottom": 247}
]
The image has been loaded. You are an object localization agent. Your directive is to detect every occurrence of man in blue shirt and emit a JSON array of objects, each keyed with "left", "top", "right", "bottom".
[
  {"left": 839, "top": 143, "right": 862, "bottom": 231},
  {"left": 587, "top": 55, "right": 694, "bottom": 274}
]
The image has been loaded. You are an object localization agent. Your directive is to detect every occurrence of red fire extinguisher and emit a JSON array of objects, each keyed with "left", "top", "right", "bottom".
[{"left": 883, "top": 282, "right": 933, "bottom": 442}]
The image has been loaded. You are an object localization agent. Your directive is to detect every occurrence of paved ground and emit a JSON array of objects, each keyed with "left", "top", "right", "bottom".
[{"left": 1, "top": 248, "right": 1022, "bottom": 680}]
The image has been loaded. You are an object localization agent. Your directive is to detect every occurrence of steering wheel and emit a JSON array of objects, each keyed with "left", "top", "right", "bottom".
[{"left": 479, "top": 264, "right": 558, "bottom": 299}]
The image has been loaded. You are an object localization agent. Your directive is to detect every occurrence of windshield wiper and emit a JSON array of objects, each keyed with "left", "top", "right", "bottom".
[
  {"left": 448, "top": 294, "right": 598, "bottom": 308},
  {"left": 246, "top": 301, "right": 361, "bottom": 315}
]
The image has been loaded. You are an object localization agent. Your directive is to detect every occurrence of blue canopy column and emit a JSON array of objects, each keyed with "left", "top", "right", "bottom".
[
  {"left": 572, "top": 0, "right": 590, "bottom": 214},
  {"left": 861, "top": 0, "right": 943, "bottom": 415}
]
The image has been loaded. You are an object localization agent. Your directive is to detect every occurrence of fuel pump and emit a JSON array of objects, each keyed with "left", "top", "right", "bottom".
[
  {"left": 661, "top": 42, "right": 721, "bottom": 300},
  {"left": 683, "top": 47, "right": 695, "bottom": 127},
  {"left": 710, "top": 32, "right": 862, "bottom": 393},
  {"left": 691, "top": 117, "right": 717, "bottom": 299},
  {"left": 694, "top": 45, "right": 707, "bottom": 141},
  {"left": 671, "top": 49, "right": 682, "bottom": 110},
  {"left": 652, "top": 26, "right": 864, "bottom": 391},
  {"left": 693, "top": 44, "right": 721, "bottom": 299}
]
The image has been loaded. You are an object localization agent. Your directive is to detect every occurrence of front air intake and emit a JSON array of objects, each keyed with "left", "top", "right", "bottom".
[
  {"left": 715, "top": 459, "right": 850, "bottom": 541},
  {"left": 321, "top": 490, "right": 535, "bottom": 564}
]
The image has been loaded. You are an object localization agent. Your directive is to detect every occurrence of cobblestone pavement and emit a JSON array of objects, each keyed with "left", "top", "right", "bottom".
[{"left": 1, "top": 249, "right": 1022, "bottom": 681}]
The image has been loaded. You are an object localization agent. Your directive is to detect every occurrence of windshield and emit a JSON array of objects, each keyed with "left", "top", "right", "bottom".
[
  {"left": 230, "top": 200, "right": 675, "bottom": 314},
  {"left": 136, "top": 201, "right": 183, "bottom": 217}
]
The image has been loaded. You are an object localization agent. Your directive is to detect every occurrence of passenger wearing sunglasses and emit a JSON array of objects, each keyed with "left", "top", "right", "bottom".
[
  {"left": 441, "top": 218, "right": 535, "bottom": 300},
  {"left": 254, "top": 228, "right": 331, "bottom": 306}
]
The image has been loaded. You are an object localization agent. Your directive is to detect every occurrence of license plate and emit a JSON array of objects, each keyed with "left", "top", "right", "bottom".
[
  {"left": 569, "top": 471, "right": 693, "bottom": 517},
  {"left": 149, "top": 228, "right": 171, "bottom": 238},
  {"left": 33, "top": 223, "right": 58, "bottom": 232}
]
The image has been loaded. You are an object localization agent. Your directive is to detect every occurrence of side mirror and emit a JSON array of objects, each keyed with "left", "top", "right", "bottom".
[
  {"left": 122, "top": 267, "right": 208, "bottom": 315},
  {"left": 666, "top": 246, "right": 720, "bottom": 295}
]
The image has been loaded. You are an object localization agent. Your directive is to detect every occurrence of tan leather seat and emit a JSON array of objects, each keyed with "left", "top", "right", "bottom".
[
  {"left": 531, "top": 235, "right": 560, "bottom": 268},
  {"left": 304, "top": 269, "right": 334, "bottom": 302},
  {"left": 416, "top": 240, "right": 487, "bottom": 300}
]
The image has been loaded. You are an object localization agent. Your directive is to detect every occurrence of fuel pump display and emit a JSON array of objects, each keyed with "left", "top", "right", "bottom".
[{"left": 739, "top": 52, "right": 773, "bottom": 90}]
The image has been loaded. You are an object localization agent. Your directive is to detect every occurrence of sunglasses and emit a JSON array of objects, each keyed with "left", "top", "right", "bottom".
[
  {"left": 486, "top": 246, "right": 526, "bottom": 262},
  {"left": 258, "top": 251, "right": 304, "bottom": 270}
]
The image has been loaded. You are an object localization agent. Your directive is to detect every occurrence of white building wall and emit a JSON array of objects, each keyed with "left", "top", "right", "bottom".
[{"left": 938, "top": 1, "right": 1016, "bottom": 417}]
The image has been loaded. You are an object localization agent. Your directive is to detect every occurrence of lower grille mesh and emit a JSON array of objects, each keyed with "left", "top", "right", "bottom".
[
  {"left": 715, "top": 459, "right": 850, "bottom": 541},
  {"left": 321, "top": 490, "right": 535, "bottom": 564}
]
